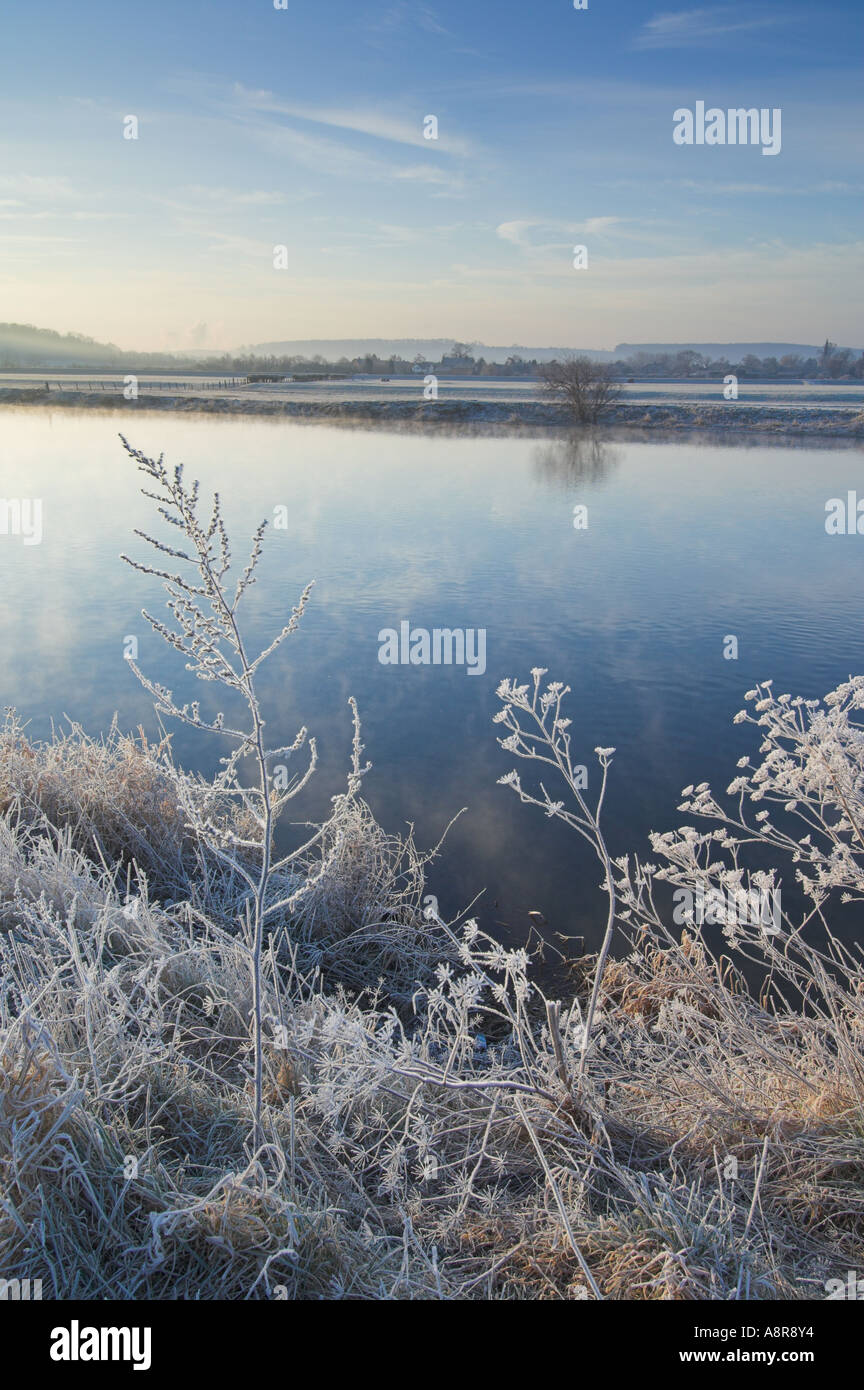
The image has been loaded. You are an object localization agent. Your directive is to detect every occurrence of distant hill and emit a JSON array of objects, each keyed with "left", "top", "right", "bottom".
[
  {"left": 0, "top": 323, "right": 858, "bottom": 370},
  {"left": 612, "top": 342, "right": 851, "bottom": 361},
  {"left": 0, "top": 322, "right": 125, "bottom": 367},
  {"left": 243, "top": 338, "right": 859, "bottom": 365},
  {"left": 0, "top": 326, "right": 602, "bottom": 368},
  {"left": 240, "top": 338, "right": 606, "bottom": 364},
  {"left": 0, "top": 322, "right": 185, "bottom": 369}
]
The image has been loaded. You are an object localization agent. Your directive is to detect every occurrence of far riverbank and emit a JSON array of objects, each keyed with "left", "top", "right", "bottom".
[{"left": 1, "top": 384, "right": 863, "bottom": 440}]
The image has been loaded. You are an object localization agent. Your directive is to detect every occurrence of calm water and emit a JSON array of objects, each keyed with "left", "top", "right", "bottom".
[{"left": 2, "top": 407, "right": 863, "bottom": 956}]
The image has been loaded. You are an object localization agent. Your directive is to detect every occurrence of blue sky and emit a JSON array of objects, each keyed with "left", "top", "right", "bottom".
[{"left": 1, "top": 0, "right": 861, "bottom": 349}]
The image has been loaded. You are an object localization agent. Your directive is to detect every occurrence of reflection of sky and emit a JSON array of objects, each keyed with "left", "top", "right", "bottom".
[{"left": 2, "top": 407, "right": 864, "bottom": 953}]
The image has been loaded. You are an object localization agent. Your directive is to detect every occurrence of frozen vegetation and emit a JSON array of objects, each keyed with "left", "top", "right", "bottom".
[{"left": 0, "top": 441, "right": 862, "bottom": 1299}]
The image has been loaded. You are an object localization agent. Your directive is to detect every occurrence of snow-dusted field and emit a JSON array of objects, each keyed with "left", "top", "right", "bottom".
[{"left": 1, "top": 372, "right": 862, "bottom": 409}]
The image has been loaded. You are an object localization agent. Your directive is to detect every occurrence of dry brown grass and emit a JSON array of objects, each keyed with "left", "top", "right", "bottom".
[
  {"left": 0, "top": 711, "right": 192, "bottom": 891},
  {"left": 0, "top": 718, "right": 862, "bottom": 1300}
]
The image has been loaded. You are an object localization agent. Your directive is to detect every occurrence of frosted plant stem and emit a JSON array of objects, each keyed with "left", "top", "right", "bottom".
[
  {"left": 514, "top": 1097, "right": 603, "bottom": 1299},
  {"left": 577, "top": 845, "right": 617, "bottom": 1086}
]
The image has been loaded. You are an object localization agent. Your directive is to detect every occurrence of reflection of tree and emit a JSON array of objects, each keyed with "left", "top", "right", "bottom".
[{"left": 531, "top": 433, "right": 622, "bottom": 490}]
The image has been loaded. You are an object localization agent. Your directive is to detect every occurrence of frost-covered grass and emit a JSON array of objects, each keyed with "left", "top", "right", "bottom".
[
  {"left": 0, "top": 442, "right": 862, "bottom": 1300},
  {"left": 1, "top": 686, "right": 863, "bottom": 1299}
]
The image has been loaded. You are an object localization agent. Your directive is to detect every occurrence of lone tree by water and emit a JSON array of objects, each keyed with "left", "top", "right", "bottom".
[{"left": 539, "top": 353, "right": 622, "bottom": 423}]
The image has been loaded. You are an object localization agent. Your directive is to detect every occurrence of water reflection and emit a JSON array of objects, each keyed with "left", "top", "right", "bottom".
[{"left": 531, "top": 432, "right": 623, "bottom": 489}]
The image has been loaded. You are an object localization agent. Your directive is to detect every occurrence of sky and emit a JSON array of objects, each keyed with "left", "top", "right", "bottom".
[{"left": 0, "top": 0, "right": 861, "bottom": 351}]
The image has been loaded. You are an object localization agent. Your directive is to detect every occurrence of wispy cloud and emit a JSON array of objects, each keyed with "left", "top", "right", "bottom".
[
  {"left": 232, "top": 84, "right": 473, "bottom": 156},
  {"left": 497, "top": 217, "right": 623, "bottom": 251},
  {"left": 634, "top": 7, "right": 785, "bottom": 50},
  {"left": 670, "top": 178, "right": 864, "bottom": 196},
  {"left": 0, "top": 174, "right": 80, "bottom": 202},
  {"left": 175, "top": 226, "right": 273, "bottom": 262},
  {"left": 182, "top": 185, "right": 293, "bottom": 206},
  {"left": 0, "top": 174, "right": 125, "bottom": 225},
  {"left": 0, "top": 209, "right": 127, "bottom": 222},
  {"left": 318, "top": 220, "right": 466, "bottom": 253},
  {"left": 364, "top": 3, "right": 452, "bottom": 39},
  {"left": 237, "top": 111, "right": 468, "bottom": 193}
]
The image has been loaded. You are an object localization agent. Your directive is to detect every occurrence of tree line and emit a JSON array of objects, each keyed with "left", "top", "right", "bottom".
[{"left": 0, "top": 325, "right": 860, "bottom": 380}]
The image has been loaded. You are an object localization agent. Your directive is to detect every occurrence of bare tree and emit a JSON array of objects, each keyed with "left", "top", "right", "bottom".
[{"left": 538, "top": 354, "right": 622, "bottom": 424}]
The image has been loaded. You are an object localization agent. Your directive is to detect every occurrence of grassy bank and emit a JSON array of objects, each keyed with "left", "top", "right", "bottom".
[
  {"left": 2, "top": 386, "right": 864, "bottom": 439},
  {"left": 2, "top": 699, "right": 862, "bottom": 1300}
]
